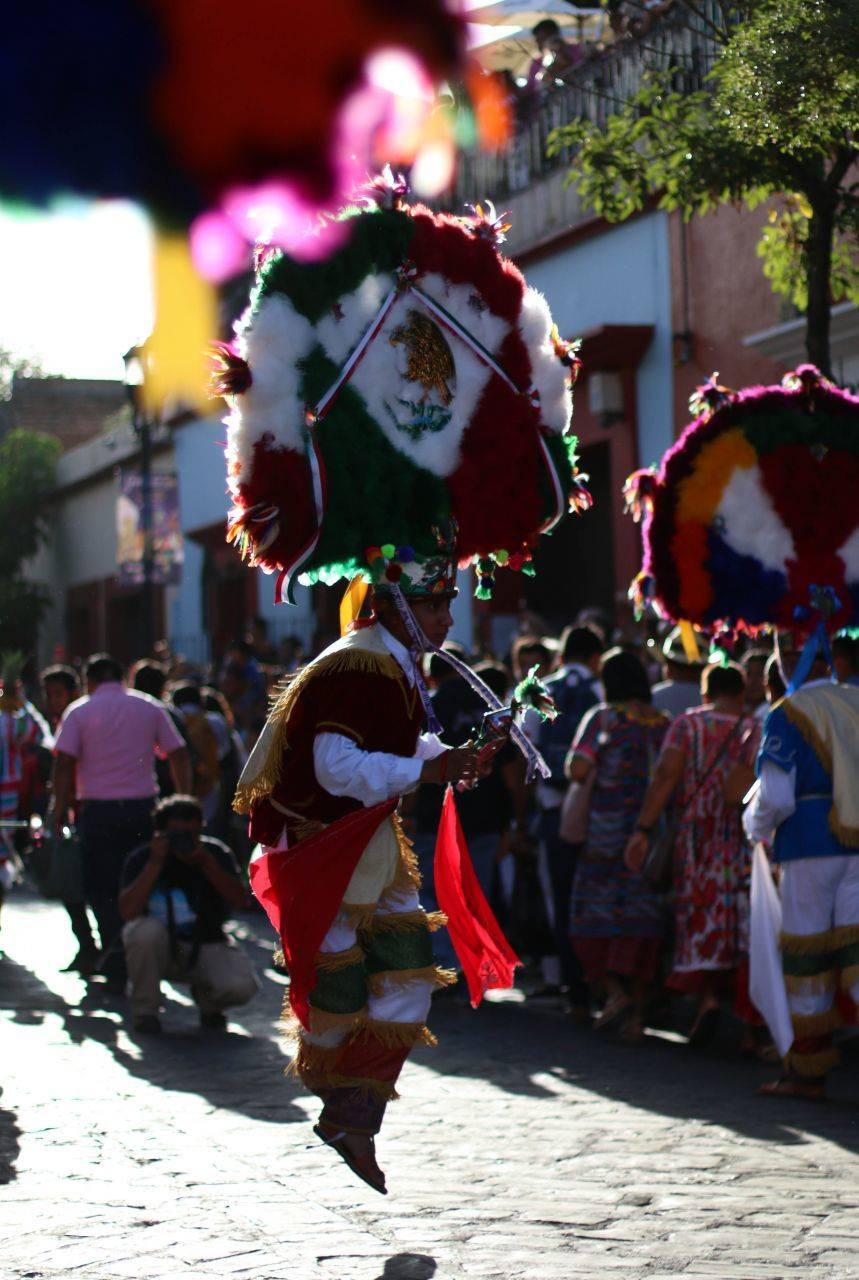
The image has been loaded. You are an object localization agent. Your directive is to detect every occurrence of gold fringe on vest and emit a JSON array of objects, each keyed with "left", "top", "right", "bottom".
[{"left": 233, "top": 643, "right": 401, "bottom": 813}]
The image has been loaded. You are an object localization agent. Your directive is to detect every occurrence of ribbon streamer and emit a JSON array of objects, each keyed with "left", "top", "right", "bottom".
[
  {"left": 786, "top": 622, "right": 836, "bottom": 695},
  {"left": 276, "top": 426, "right": 327, "bottom": 605},
  {"left": 313, "top": 285, "right": 398, "bottom": 420},
  {"left": 409, "top": 283, "right": 523, "bottom": 394}
]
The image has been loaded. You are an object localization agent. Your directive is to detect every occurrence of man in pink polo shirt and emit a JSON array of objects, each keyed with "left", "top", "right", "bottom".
[{"left": 51, "top": 653, "right": 191, "bottom": 990}]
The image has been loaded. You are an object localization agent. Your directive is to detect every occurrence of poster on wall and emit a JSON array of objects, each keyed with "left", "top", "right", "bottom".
[{"left": 116, "top": 469, "right": 184, "bottom": 586}]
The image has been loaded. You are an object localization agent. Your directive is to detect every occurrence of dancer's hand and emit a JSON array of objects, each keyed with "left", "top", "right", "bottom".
[{"left": 421, "top": 744, "right": 478, "bottom": 786}]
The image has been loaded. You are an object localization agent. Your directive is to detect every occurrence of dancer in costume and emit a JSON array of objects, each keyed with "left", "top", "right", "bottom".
[
  {"left": 217, "top": 177, "right": 588, "bottom": 1190},
  {"left": 236, "top": 545, "right": 494, "bottom": 1192},
  {"left": 744, "top": 630, "right": 859, "bottom": 1098},
  {"left": 624, "top": 364, "right": 859, "bottom": 1098}
]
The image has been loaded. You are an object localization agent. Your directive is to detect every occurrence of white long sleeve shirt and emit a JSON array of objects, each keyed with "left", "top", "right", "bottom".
[
  {"left": 313, "top": 624, "right": 447, "bottom": 808},
  {"left": 743, "top": 762, "right": 797, "bottom": 845}
]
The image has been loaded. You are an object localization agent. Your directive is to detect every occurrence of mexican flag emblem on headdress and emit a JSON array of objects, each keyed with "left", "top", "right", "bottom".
[{"left": 217, "top": 178, "right": 589, "bottom": 602}]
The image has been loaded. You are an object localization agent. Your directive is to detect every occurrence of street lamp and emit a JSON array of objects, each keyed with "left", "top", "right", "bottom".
[{"left": 123, "top": 344, "right": 156, "bottom": 656}]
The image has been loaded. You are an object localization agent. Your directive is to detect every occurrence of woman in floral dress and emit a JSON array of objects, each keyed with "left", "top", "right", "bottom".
[
  {"left": 625, "top": 661, "right": 760, "bottom": 1043},
  {"left": 567, "top": 649, "right": 670, "bottom": 1041}
]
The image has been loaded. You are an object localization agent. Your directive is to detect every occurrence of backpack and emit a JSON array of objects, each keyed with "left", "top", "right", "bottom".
[{"left": 538, "top": 669, "right": 600, "bottom": 788}]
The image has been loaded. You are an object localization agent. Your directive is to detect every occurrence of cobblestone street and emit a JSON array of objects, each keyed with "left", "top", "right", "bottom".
[{"left": 3, "top": 893, "right": 859, "bottom": 1280}]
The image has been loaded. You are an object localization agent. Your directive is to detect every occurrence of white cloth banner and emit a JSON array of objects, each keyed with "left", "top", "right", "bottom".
[{"left": 749, "top": 842, "right": 793, "bottom": 1057}]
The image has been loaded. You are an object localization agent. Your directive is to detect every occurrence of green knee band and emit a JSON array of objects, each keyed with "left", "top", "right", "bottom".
[
  {"left": 364, "top": 926, "right": 434, "bottom": 976},
  {"left": 309, "top": 962, "right": 367, "bottom": 1014}
]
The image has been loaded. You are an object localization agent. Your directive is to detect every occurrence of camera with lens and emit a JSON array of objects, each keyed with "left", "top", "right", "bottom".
[{"left": 166, "top": 829, "right": 197, "bottom": 858}]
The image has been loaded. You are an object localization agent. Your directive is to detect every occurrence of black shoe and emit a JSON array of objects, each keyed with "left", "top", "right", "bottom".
[
  {"left": 61, "top": 949, "right": 100, "bottom": 977},
  {"left": 132, "top": 1014, "right": 162, "bottom": 1035},
  {"left": 199, "top": 1011, "right": 228, "bottom": 1031}
]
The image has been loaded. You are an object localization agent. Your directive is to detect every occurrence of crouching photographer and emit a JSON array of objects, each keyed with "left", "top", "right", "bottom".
[{"left": 118, "top": 794, "right": 260, "bottom": 1034}]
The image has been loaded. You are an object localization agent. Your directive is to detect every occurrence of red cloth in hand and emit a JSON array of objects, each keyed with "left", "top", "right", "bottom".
[
  {"left": 433, "top": 785, "right": 520, "bottom": 1007},
  {"left": 249, "top": 800, "right": 396, "bottom": 1030}
]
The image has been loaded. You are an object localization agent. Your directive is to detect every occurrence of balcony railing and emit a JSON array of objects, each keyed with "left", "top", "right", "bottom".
[{"left": 451, "top": 5, "right": 723, "bottom": 210}]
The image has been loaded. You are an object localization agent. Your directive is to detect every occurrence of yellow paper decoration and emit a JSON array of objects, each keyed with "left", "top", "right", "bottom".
[
  {"left": 340, "top": 576, "right": 369, "bottom": 636},
  {"left": 678, "top": 620, "right": 702, "bottom": 664},
  {"left": 142, "top": 232, "right": 217, "bottom": 413}
]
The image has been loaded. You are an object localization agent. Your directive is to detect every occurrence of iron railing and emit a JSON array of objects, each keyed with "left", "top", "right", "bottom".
[{"left": 451, "top": 5, "right": 723, "bottom": 209}]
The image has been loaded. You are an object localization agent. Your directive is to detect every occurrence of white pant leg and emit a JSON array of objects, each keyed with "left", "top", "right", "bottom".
[
  {"left": 187, "top": 939, "right": 260, "bottom": 1014},
  {"left": 781, "top": 857, "right": 840, "bottom": 1018},
  {"left": 832, "top": 854, "right": 859, "bottom": 1004},
  {"left": 302, "top": 911, "right": 362, "bottom": 1050},
  {"left": 122, "top": 917, "right": 171, "bottom": 1016},
  {"left": 366, "top": 885, "right": 436, "bottom": 1027}
]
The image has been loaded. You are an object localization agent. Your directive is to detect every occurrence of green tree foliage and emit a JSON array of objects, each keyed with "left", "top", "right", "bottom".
[
  {"left": 0, "top": 429, "right": 60, "bottom": 650},
  {"left": 0, "top": 346, "right": 45, "bottom": 400},
  {"left": 548, "top": 0, "right": 859, "bottom": 374}
]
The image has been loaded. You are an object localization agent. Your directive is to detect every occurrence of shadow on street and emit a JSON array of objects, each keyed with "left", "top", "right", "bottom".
[{"left": 4, "top": 892, "right": 859, "bottom": 1166}]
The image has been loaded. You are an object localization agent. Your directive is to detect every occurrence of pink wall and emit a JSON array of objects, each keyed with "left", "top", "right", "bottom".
[{"left": 669, "top": 204, "right": 783, "bottom": 435}]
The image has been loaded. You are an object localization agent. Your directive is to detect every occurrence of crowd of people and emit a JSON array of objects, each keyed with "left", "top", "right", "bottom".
[{"left": 2, "top": 610, "right": 858, "bottom": 1076}]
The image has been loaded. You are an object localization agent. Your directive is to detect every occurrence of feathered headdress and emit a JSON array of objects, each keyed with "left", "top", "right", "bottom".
[
  {"left": 218, "top": 189, "right": 588, "bottom": 604},
  {"left": 626, "top": 365, "right": 859, "bottom": 637}
]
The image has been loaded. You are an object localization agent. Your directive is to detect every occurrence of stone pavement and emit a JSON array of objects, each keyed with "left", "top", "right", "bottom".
[{"left": 2, "top": 892, "right": 859, "bottom": 1280}]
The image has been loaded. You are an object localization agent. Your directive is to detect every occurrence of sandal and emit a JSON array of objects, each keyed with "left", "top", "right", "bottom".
[
  {"left": 593, "top": 996, "right": 632, "bottom": 1032},
  {"left": 313, "top": 1123, "right": 388, "bottom": 1195},
  {"left": 758, "top": 1076, "right": 826, "bottom": 1101}
]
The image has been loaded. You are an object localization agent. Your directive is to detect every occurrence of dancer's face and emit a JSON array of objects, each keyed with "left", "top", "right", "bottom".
[{"left": 410, "top": 595, "right": 455, "bottom": 650}]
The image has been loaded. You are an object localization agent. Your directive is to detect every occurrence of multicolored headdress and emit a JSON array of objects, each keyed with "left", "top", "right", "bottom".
[
  {"left": 218, "top": 182, "right": 588, "bottom": 605},
  {"left": 625, "top": 366, "right": 859, "bottom": 639}
]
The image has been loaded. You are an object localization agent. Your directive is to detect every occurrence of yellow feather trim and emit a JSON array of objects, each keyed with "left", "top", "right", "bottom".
[
  {"left": 233, "top": 641, "right": 401, "bottom": 813},
  {"left": 785, "top": 1046, "right": 840, "bottom": 1078},
  {"left": 363, "top": 1019, "right": 438, "bottom": 1050},
  {"left": 367, "top": 965, "right": 457, "bottom": 996},
  {"left": 791, "top": 1006, "right": 842, "bottom": 1037},
  {"left": 314, "top": 944, "right": 365, "bottom": 972}
]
